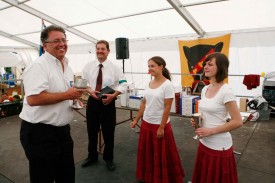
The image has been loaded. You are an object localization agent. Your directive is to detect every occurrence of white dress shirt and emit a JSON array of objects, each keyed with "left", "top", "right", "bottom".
[
  {"left": 19, "top": 52, "right": 74, "bottom": 126},
  {"left": 83, "top": 59, "right": 127, "bottom": 93}
]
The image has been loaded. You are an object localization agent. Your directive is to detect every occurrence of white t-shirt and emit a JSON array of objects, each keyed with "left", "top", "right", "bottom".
[
  {"left": 199, "top": 84, "right": 236, "bottom": 150},
  {"left": 19, "top": 52, "right": 74, "bottom": 126},
  {"left": 82, "top": 59, "right": 127, "bottom": 93},
  {"left": 143, "top": 80, "right": 174, "bottom": 124}
]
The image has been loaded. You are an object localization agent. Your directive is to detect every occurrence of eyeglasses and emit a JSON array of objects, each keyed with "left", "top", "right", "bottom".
[{"left": 45, "top": 39, "right": 68, "bottom": 44}]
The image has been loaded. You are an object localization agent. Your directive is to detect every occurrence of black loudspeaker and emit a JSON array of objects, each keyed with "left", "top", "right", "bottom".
[{"left": 115, "top": 38, "right": 129, "bottom": 59}]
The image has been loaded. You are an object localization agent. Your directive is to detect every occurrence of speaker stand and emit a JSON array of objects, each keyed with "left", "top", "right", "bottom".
[{"left": 122, "top": 59, "right": 125, "bottom": 73}]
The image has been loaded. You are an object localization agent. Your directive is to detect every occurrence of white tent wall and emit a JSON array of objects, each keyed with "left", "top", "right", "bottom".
[
  {"left": 67, "top": 37, "right": 187, "bottom": 89},
  {"left": 15, "top": 48, "right": 39, "bottom": 67},
  {"left": 0, "top": 48, "right": 38, "bottom": 82},
  {"left": 14, "top": 48, "right": 38, "bottom": 80},
  {"left": 66, "top": 30, "right": 275, "bottom": 97},
  {"left": 228, "top": 30, "right": 275, "bottom": 97}
]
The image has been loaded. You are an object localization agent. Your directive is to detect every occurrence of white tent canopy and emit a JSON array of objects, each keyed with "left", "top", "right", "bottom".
[
  {"left": 0, "top": 0, "right": 275, "bottom": 97},
  {"left": 1, "top": 0, "right": 275, "bottom": 47}
]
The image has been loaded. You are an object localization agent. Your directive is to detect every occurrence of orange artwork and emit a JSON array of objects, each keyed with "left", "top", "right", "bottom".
[{"left": 178, "top": 34, "right": 231, "bottom": 87}]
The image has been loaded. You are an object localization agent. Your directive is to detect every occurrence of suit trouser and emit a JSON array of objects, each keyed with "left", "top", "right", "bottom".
[
  {"left": 86, "top": 97, "right": 116, "bottom": 161},
  {"left": 20, "top": 120, "right": 75, "bottom": 183}
]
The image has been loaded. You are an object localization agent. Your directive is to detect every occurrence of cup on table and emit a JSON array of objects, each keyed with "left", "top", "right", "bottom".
[{"left": 74, "top": 78, "right": 87, "bottom": 89}]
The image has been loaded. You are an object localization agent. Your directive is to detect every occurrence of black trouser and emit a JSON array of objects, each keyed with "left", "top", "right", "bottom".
[
  {"left": 86, "top": 96, "right": 116, "bottom": 161},
  {"left": 20, "top": 120, "right": 75, "bottom": 183}
]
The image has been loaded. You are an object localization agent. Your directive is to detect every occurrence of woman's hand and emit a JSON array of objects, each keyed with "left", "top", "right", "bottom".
[
  {"left": 190, "top": 117, "right": 196, "bottom": 128},
  {"left": 195, "top": 127, "right": 214, "bottom": 138},
  {"left": 157, "top": 126, "right": 164, "bottom": 139},
  {"left": 130, "top": 119, "right": 138, "bottom": 128}
]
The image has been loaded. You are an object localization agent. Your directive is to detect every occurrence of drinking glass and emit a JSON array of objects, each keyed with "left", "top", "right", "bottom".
[
  {"left": 192, "top": 113, "right": 203, "bottom": 140},
  {"left": 74, "top": 78, "right": 87, "bottom": 89}
]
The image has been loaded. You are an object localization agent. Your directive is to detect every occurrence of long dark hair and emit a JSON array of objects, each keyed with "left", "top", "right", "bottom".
[{"left": 149, "top": 56, "right": 171, "bottom": 81}]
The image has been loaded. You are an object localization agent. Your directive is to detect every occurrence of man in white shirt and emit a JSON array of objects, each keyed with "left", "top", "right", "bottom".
[
  {"left": 20, "top": 25, "right": 84, "bottom": 183},
  {"left": 82, "top": 40, "right": 127, "bottom": 171}
]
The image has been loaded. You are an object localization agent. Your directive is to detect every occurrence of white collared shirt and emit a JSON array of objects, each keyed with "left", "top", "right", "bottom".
[
  {"left": 19, "top": 52, "right": 74, "bottom": 126},
  {"left": 83, "top": 59, "right": 127, "bottom": 93}
]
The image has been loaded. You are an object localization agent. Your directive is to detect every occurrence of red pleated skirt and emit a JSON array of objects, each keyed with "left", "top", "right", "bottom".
[
  {"left": 192, "top": 142, "right": 238, "bottom": 183},
  {"left": 136, "top": 120, "right": 185, "bottom": 183}
]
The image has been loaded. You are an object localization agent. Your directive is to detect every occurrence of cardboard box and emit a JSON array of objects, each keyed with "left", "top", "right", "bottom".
[
  {"left": 239, "top": 98, "right": 248, "bottom": 112},
  {"left": 128, "top": 95, "right": 143, "bottom": 109},
  {"left": 195, "top": 99, "right": 201, "bottom": 113},
  {"left": 180, "top": 95, "right": 200, "bottom": 116}
]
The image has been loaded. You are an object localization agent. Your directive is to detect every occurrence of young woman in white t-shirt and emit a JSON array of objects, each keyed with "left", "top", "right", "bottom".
[
  {"left": 131, "top": 56, "right": 184, "bottom": 183},
  {"left": 191, "top": 52, "right": 242, "bottom": 183}
]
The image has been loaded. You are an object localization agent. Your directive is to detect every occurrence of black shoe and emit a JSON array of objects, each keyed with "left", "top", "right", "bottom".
[
  {"left": 106, "top": 160, "right": 116, "bottom": 171},
  {"left": 81, "top": 158, "right": 98, "bottom": 168},
  {"left": 134, "top": 180, "right": 145, "bottom": 183}
]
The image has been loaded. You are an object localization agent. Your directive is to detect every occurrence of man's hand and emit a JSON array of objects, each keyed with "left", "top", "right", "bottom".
[
  {"left": 102, "top": 94, "right": 115, "bottom": 105},
  {"left": 85, "top": 87, "right": 101, "bottom": 100},
  {"left": 66, "top": 87, "right": 85, "bottom": 100}
]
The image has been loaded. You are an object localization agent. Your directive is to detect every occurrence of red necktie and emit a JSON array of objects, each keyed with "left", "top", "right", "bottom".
[{"left": 95, "top": 64, "right": 103, "bottom": 91}]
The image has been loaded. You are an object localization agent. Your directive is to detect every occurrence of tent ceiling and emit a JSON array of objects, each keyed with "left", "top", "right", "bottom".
[{"left": 0, "top": 0, "right": 275, "bottom": 49}]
